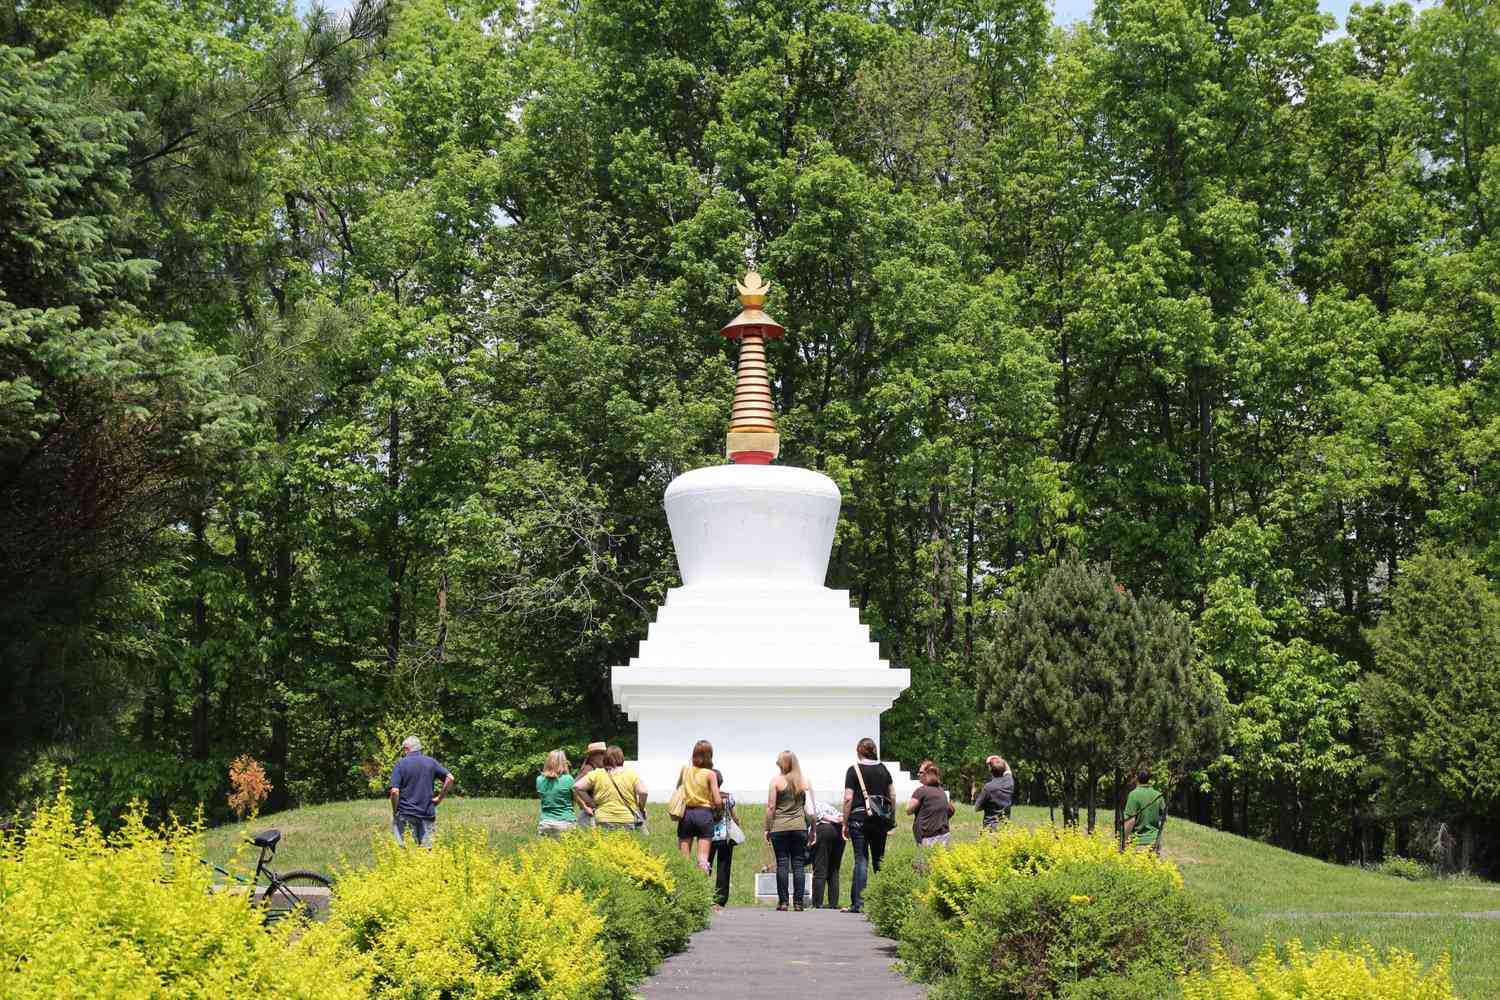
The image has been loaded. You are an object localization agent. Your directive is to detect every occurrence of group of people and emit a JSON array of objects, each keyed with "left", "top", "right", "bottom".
[
  {"left": 389, "top": 734, "right": 1164, "bottom": 913},
  {"left": 528, "top": 737, "right": 1022, "bottom": 913}
]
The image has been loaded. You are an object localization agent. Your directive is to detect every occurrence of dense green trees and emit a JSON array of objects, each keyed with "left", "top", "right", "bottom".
[
  {"left": 0, "top": 42, "right": 249, "bottom": 776},
  {"left": 1, "top": 0, "right": 1496, "bottom": 871}
]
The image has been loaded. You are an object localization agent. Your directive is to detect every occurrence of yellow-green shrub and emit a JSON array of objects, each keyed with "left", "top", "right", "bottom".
[
  {"left": 0, "top": 788, "right": 367, "bottom": 1000},
  {"left": 1179, "top": 941, "right": 1457, "bottom": 999},
  {"left": 925, "top": 823, "right": 1183, "bottom": 920},
  {"left": 521, "top": 829, "right": 676, "bottom": 897},
  {"left": 325, "top": 829, "right": 607, "bottom": 999},
  {"left": 514, "top": 831, "right": 708, "bottom": 998}
]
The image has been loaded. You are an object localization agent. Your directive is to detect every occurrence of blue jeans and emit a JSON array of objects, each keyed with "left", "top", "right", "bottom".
[
  {"left": 849, "top": 816, "right": 888, "bottom": 911},
  {"left": 770, "top": 830, "right": 807, "bottom": 906},
  {"left": 393, "top": 814, "right": 435, "bottom": 847}
]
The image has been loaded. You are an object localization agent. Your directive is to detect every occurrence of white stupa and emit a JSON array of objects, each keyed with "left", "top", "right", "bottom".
[{"left": 611, "top": 273, "right": 915, "bottom": 805}]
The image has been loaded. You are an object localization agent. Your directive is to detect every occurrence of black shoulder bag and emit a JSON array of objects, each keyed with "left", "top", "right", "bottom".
[{"left": 854, "top": 762, "right": 897, "bottom": 831}]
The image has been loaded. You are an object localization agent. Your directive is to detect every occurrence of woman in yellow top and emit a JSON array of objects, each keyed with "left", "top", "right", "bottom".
[
  {"left": 765, "top": 750, "right": 814, "bottom": 911},
  {"left": 676, "top": 740, "right": 724, "bottom": 872},
  {"left": 572, "top": 746, "right": 650, "bottom": 831}
]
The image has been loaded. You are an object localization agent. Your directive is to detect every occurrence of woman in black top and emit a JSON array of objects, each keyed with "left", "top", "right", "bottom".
[{"left": 840, "top": 736, "right": 893, "bottom": 914}]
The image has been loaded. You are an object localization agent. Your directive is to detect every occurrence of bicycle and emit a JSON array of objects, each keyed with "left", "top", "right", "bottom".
[{"left": 204, "top": 828, "right": 333, "bottom": 923}]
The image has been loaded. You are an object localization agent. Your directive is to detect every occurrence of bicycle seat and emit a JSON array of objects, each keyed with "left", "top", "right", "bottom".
[{"left": 250, "top": 829, "right": 281, "bottom": 850}]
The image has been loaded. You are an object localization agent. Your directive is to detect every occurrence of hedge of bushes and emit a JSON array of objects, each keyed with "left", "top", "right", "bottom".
[
  {"left": 863, "top": 824, "right": 1218, "bottom": 999},
  {"left": 323, "top": 827, "right": 712, "bottom": 999},
  {"left": 1180, "top": 941, "right": 1458, "bottom": 999},
  {"left": 0, "top": 789, "right": 711, "bottom": 1000},
  {"left": 0, "top": 789, "right": 366, "bottom": 999},
  {"left": 863, "top": 824, "right": 1459, "bottom": 1000}
]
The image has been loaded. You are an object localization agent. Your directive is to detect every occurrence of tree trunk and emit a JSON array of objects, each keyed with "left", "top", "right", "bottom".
[
  {"left": 385, "top": 403, "right": 402, "bottom": 673},
  {"left": 266, "top": 420, "right": 294, "bottom": 813},
  {"left": 1274, "top": 779, "right": 1296, "bottom": 849},
  {"left": 190, "top": 505, "right": 211, "bottom": 760},
  {"left": 963, "top": 454, "right": 976, "bottom": 666},
  {"left": 1085, "top": 768, "right": 1099, "bottom": 833},
  {"left": 926, "top": 485, "right": 942, "bottom": 662},
  {"left": 1113, "top": 767, "right": 1125, "bottom": 836}
]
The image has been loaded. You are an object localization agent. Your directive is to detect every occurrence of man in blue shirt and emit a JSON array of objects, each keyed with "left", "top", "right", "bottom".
[{"left": 389, "top": 736, "right": 454, "bottom": 847}]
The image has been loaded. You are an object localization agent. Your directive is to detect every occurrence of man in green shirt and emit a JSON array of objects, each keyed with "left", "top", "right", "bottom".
[{"left": 1123, "top": 767, "right": 1167, "bottom": 853}]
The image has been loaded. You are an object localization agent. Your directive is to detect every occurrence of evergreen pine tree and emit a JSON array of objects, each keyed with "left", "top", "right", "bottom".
[
  {"left": 1365, "top": 548, "right": 1500, "bottom": 872},
  {"left": 979, "top": 560, "right": 1223, "bottom": 831}
]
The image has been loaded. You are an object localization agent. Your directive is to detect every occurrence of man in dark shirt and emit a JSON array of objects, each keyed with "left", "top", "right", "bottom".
[
  {"left": 389, "top": 736, "right": 454, "bottom": 848},
  {"left": 974, "top": 755, "right": 1015, "bottom": 830}
]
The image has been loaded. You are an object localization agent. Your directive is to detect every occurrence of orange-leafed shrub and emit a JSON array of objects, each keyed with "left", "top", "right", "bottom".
[{"left": 227, "top": 754, "right": 272, "bottom": 819}]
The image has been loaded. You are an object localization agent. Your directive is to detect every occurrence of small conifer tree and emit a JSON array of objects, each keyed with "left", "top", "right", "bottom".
[{"left": 980, "top": 560, "right": 1224, "bottom": 830}]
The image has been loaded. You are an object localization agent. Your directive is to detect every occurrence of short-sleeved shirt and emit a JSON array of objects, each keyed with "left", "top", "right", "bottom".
[
  {"left": 975, "top": 773, "right": 1015, "bottom": 824},
  {"left": 679, "top": 765, "right": 716, "bottom": 808},
  {"left": 390, "top": 753, "right": 451, "bottom": 820},
  {"left": 537, "top": 773, "right": 576, "bottom": 822},
  {"left": 577, "top": 767, "right": 643, "bottom": 825},
  {"left": 1124, "top": 785, "right": 1166, "bottom": 846},
  {"left": 844, "top": 762, "right": 894, "bottom": 818},
  {"left": 909, "top": 784, "right": 951, "bottom": 842}
]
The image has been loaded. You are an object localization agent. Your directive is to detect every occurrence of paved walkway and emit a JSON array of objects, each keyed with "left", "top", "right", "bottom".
[{"left": 640, "top": 907, "right": 926, "bottom": 999}]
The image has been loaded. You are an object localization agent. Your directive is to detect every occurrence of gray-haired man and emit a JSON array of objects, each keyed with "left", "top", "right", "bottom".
[{"left": 389, "top": 736, "right": 454, "bottom": 847}]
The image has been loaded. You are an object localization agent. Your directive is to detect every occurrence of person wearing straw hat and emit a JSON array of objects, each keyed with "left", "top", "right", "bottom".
[{"left": 574, "top": 741, "right": 607, "bottom": 829}]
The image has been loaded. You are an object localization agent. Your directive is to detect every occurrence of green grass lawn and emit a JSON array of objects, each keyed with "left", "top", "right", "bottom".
[{"left": 203, "top": 797, "right": 1500, "bottom": 997}]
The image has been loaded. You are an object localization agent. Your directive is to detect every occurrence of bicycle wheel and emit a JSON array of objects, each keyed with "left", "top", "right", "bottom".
[{"left": 262, "top": 870, "right": 334, "bottom": 923}]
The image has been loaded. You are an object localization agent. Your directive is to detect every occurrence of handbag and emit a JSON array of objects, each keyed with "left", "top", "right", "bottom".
[
  {"left": 667, "top": 767, "right": 689, "bottom": 821},
  {"left": 605, "top": 768, "right": 649, "bottom": 834},
  {"left": 713, "top": 793, "right": 747, "bottom": 845},
  {"left": 854, "top": 761, "right": 898, "bottom": 831}
]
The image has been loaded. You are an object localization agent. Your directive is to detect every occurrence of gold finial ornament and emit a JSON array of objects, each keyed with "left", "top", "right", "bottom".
[
  {"left": 736, "top": 271, "right": 770, "bottom": 307},
  {"left": 721, "top": 270, "right": 784, "bottom": 464}
]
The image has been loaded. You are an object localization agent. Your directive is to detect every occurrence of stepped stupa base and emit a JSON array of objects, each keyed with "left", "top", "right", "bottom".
[{"left": 615, "top": 646, "right": 917, "bottom": 803}]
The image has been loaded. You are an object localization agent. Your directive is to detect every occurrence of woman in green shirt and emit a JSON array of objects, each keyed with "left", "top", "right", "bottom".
[{"left": 536, "top": 749, "right": 577, "bottom": 836}]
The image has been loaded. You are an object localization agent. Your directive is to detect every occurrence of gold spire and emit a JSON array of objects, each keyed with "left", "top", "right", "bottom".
[{"left": 721, "top": 270, "right": 784, "bottom": 464}]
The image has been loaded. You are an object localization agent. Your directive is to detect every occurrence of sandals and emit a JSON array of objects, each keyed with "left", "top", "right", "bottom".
[{"left": 776, "top": 904, "right": 788, "bottom": 911}]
